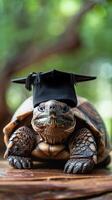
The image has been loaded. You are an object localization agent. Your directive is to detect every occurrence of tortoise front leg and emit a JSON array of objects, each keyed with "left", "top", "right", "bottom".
[
  {"left": 5, "top": 126, "right": 36, "bottom": 169},
  {"left": 64, "top": 128, "right": 97, "bottom": 174}
]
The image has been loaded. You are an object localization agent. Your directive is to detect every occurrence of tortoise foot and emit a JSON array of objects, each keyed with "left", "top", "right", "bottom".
[
  {"left": 8, "top": 156, "right": 32, "bottom": 169},
  {"left": 64, "top": 158, "right": 95, "bottom": 174}
]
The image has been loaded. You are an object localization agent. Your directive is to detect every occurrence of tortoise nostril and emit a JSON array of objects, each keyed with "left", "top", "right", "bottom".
[
  {"left": 49, "top": 104, "right": 57, "bottom": 115},
  {"left": 49, "top": 105, "right": 56, "bottom": 111}
]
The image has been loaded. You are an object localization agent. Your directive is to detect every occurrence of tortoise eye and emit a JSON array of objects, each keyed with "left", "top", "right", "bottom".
[
  {"left": 38, "top": 105, "right": 45, "bottom": 112},
  {"left": 62, "top": 105, "right": 69, "bottom": 113}
]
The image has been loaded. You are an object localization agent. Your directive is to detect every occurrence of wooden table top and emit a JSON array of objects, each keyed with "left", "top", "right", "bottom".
[{"left": 0, "top": 160, "right": 112, "bottom": 200}]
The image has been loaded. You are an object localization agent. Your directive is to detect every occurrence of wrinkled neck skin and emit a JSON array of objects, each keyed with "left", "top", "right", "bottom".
[{"left": 31, "top": 100, "right": 76, "bottom": 144}]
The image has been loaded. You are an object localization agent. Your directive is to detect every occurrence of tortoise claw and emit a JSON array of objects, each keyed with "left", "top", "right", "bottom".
[
  {"left": 64, "top": 158, "right": 95, "bottom": 174},
  {"left": 8, "top": 156, "right": 32, "bottom": 169}
]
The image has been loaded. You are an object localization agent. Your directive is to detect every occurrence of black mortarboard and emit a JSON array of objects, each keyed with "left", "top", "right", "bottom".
[{"left": 12, "top": 70, "right": 96, "bottom": 107}]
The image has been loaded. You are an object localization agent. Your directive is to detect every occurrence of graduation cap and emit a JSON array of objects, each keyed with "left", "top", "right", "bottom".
[{"left": 12, "top": 70, "right": 96, "bottom": 107}]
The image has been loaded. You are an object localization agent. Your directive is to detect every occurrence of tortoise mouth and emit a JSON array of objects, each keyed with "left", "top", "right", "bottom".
[
  {"left": 32, "top": 115, "right": 74, "bottom": 128},
  {"left": 31, "top": 114, "right": 76, "bottom": 144}
]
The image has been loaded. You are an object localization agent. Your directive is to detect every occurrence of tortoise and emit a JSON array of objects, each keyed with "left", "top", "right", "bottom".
[
  {"left": 3, "top": 70, "right": 111, "bottom": 174},
  {"left": 3, "top": 95, "right": 111, "bottom": 174}
]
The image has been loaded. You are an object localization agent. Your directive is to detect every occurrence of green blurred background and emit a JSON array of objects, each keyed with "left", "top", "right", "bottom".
[{"left": 0, "top": 0, "right": 112, "bottom": 154}]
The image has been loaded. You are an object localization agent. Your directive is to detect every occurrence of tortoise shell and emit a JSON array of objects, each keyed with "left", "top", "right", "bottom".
[{"left": 3, "top": 96, "right": 111, "bottom": 163}]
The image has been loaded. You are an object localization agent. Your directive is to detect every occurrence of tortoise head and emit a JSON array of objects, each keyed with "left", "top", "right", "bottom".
[{"left": 31, "top": 100, "right": 76, "bottom": 144}]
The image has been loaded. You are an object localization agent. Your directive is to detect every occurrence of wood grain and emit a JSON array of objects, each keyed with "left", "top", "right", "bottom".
[{"left": 0, "top": 160, "right": 112, "bottom": 200}]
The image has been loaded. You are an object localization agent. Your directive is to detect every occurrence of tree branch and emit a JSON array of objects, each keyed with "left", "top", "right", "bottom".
[{"left": 1, "top": 0, "right": 100, "bottom": 78}]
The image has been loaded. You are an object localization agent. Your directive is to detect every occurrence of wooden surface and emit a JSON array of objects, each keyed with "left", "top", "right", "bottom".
[{"left": 0, "top": 160, "right": 112, "bottom": 200}]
